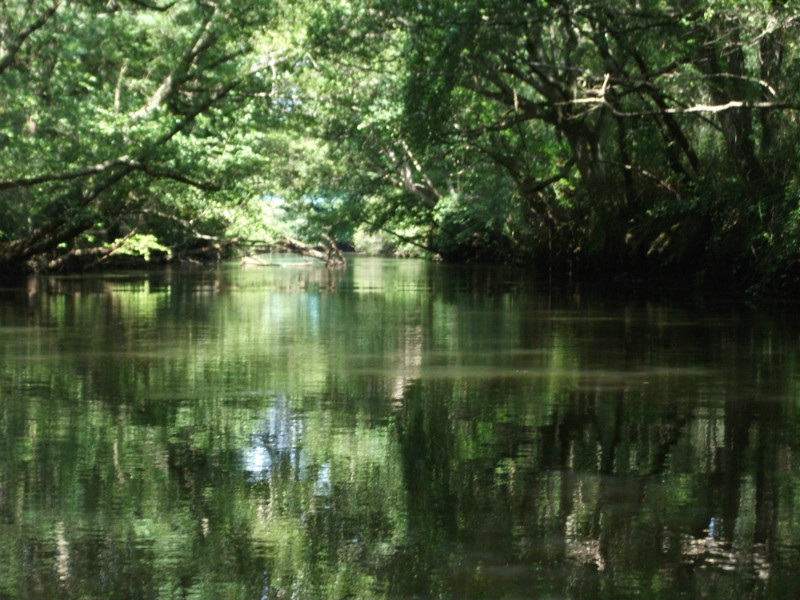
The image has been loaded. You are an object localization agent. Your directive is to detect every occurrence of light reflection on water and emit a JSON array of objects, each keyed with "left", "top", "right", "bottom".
[
  {"left": 243, "top": 395, "right": 305, "bottom": 483},
  {"left": 0, "top": 257, "right": 799, "bottom": 599}
]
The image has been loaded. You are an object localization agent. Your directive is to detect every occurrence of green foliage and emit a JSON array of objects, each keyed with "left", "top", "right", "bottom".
[
  {"left": 3, "top": 0, "right": 800, "bottom": 289},
  {"left": 299, "top": 0, "right": 800, "bottom": 288},
  {"left": 0, "top": 0, "right": 301, "bottom": 271},
  {"left": 111, "top": 233, "right": 171, "bottom": 262}
]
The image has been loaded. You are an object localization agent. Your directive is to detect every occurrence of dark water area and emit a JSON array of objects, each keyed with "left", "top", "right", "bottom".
[{"left": 1, "top": 257, "right": 799, "bottom": 599}]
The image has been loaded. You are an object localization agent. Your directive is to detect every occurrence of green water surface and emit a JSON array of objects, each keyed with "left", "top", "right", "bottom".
[{"left": 1, "top": 257, "right": 798, "bottom": 599}]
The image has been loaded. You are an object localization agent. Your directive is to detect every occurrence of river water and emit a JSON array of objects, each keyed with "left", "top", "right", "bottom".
[{"left": 1, "top": 257, "right": 799, "bottom": 599}]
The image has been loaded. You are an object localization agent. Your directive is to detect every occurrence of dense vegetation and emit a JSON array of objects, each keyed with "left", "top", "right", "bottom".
[{"left": 2, "top": 0, "right": 800, "bottom": 291}]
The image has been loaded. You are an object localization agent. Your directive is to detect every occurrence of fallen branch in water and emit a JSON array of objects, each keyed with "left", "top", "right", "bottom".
[{"left": 278, "top": 234, "right": 346, "bottom": 268}]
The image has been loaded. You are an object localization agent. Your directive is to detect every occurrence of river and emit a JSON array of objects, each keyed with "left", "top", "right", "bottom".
[{"left": 0, "top": 256, "right": 798, "bottom": 599}]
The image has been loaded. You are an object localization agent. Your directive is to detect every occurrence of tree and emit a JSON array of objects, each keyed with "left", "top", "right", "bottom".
[
  {"left": 0, "top": 0, "right": 288, "bottom": 274},
  {"left": 303, "top": 0, "right": 800, "bottom": 287},
  {"left": 5, "top": 0, "right": 800, "bottom": 289}
]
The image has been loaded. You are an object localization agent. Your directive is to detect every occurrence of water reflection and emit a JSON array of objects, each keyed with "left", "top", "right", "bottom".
[
  {"left": 243, "top": 395, "right": 305, "bottom": 485},
  {"left": 1, "top": 258, "right": 800, "bottom": 599}
]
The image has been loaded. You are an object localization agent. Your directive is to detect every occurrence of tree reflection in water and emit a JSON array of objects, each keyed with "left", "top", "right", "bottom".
[{"left": 2, "top": 259, "right": 800, "bottom": 599}]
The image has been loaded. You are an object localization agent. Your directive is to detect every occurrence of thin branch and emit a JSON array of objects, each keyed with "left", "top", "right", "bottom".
[
  {"left": 114, "top": 62, "right": 128, "bottom": 114},
  {"left": 153, "top": 74, "right": 242, "bottom": 146},
  {"left": 0, "top": 154, "right": 219, "bottom": 192},
  {"left": 362, "top": 220, "right": 437, "bottom": 254},
  {"left": 524, "top": 159, "right": 576, "bottom": 195},
  {"left": 0, "top": 73, "right": 239, "bottom": 192},
  {"left": 0, "top": 76, "right": 242, "bottom": 267},
  {"left": 127, "top": 0, "right": 177, "bottom": 11},
  {"left": 0, "top": 2, "right": 61, "bottom": 75},
  {"left": 135, "top": 164, "right": 221, "bottom": 191},
  {"left": 279, "top": 235, "right": 346, "bottom": 267},
  {"left": 398, "top": 138, "right": 442, "bottom": 199},
  {"left": 0, "top": 156, "right": 135, "bottom": 190},
  {"left": 46, "top": 226, "right": 139, "bottom": 271},
  {"left": 140, "top": 207, "right": 220, "bottom": 241},
  {"left": 129, "top": 11, "right": 218, "bottom": 121},
  {"left": 604, "top": 160, "right": 682, "bottom": 197},
  {"left": 559, "top": 92, "right": 800, "bottom": 117}
]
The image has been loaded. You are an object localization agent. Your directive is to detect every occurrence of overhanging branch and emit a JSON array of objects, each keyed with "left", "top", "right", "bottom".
[
  {"left": 0, "top": 2, "right": 61, "bottom": 75},
  {"left": 0, "top": 156, "right": 134, "bottom": 191},
  {"left": 129, "top": 10, "right": 218, "bottom": 122},
  {"left": 127, "top": 0, "right": 177, "bottom": 11},
  {"left": 135, "top": 164, "right": 221, "bottom": 191},
  {"left": 561, "top": 84, "right": 800, "bottom": 117}
]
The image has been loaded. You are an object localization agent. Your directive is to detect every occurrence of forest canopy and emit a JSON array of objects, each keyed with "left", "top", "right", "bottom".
[{"left": 2, "top": 0, "right": 800, "bottom": 291}]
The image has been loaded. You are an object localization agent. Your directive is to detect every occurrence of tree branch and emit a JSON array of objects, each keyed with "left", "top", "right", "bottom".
[
  {"left": 0, "top": 75, "right": 241, "bottom": 269},
  {"left": 0, "top": 71, "right": 240, "bottom": 192},
  {"left": 135, "top": 164, "right": 221, "bottom": 191},
  {"left": 0, "top": 156, "right": 135, "bottom": 190},
  {"left": 129, "top": 11, "right": 218, "bottom": 121},
  {"left": 45, "top": 226, "right": 139, "bottom": 271},
  {"left": 557, "top": 91, "right": 800, "bottom": 117},
  {"left": 126, "top": 0, "right": 177, "bottom": 11},
  {"left": 141, "top": 207, "right": 222, "bottom": 241},
  {"left": 398, "top": 138, "right": 443, "bottom": 200},
  {"left": 0, "top": 2, "right": 61, "bottom": 75}
]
